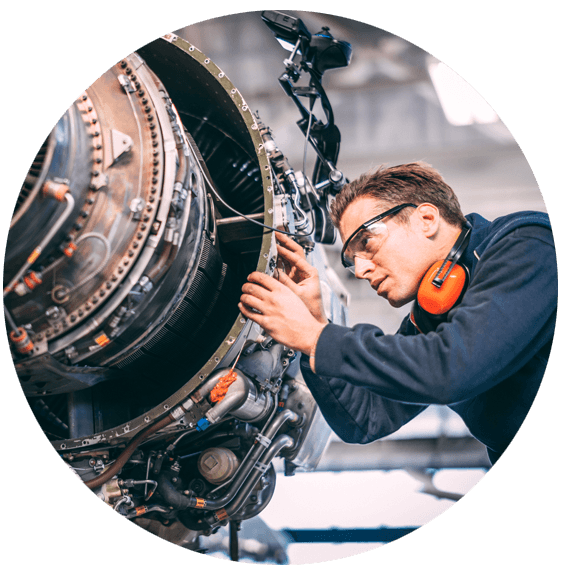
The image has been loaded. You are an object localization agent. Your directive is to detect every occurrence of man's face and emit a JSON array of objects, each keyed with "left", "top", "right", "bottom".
[{"left": 339, "top": 197, "right": 436, "bottom": 308}]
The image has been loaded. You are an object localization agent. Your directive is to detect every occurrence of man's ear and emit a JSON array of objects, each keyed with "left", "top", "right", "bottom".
[{"left": 415, "top": 203, "right": 441, "bottom": 238}]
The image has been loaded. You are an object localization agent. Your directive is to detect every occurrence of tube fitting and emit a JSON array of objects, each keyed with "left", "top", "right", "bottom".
[{"left": 202, "top": 368, "right": 274, "bottom": 425}]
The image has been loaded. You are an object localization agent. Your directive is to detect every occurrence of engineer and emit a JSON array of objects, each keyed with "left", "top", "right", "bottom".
[{"left": 238, "top": 162, "right": 557, "bottom": 464}]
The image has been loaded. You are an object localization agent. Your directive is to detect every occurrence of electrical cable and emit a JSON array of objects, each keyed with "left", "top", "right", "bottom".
[
  {"left": 302, "top": 97, "right": 315, "bottom": 182},
  {"left": 188, "top": 124, "right": 318, "bottom": 240}
]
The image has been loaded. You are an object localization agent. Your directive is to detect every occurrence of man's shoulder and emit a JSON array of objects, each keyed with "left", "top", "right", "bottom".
[{"left": 471, "top": 211, "right": 553, "bottom": 257}]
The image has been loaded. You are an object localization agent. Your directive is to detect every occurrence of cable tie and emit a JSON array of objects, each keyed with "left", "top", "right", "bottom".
[
  {"left": 254, "top": 462, "right": 269, "bottom": 474},
  {"left": 255, "top": 433, "right": 271, "bottom": 448}
]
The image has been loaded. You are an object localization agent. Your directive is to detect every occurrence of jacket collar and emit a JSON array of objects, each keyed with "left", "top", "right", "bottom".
[{"left": 460, "top": 211, "right": 552, "bottom": 279}]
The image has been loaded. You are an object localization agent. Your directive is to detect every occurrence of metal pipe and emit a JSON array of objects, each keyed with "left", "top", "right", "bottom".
[
  {"left": 69, "top": 232, "right": 111, "bottom": 291},
  {"left": 202, "top": 367, "right": 274, "bottom": 425},
  {"left": 188, "top": 409, "right": 298, "bottom": 511},
  {"left": 216, "top": 434, "right": 294, "bottom": 520},
  {"left": 4, "top": 192, "right": 75, "bottom": 296},
  {"left": 125, "top": 505, "right": 171, "bottom": 519}
]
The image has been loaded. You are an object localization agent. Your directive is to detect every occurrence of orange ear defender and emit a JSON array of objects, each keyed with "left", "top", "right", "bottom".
[{"left": 411, "top": 222, "right": 472, "bottom": 334}]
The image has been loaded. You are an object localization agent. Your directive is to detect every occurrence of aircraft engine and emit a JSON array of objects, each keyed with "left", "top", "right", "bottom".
[{"left": 4, "top": 19, "right": 350, "bottom": 552}]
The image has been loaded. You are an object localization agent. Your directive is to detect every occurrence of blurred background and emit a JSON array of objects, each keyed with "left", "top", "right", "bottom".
[
  {"left": 176, "top": 11, "right": 544, "bottom": 334},
  {"left": 167, "top": 10, "right": 547, "bottom": 565}
]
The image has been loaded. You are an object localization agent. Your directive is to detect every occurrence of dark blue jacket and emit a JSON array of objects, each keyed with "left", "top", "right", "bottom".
[{"left": 300, "top": 211, "right": 557, "bottom": 464}]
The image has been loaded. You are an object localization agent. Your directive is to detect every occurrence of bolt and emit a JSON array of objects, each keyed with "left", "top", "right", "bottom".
[{"left": 54, "top": 289, "right": 66, "bottom": 300}]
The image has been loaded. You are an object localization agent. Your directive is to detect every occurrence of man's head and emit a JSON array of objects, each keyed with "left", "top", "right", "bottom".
[
  {"left": 331, "top": 162, "right": 467, "bottom": 307},
  {"left": 330, "top": 162, "right": 467, "bottom": 229}
]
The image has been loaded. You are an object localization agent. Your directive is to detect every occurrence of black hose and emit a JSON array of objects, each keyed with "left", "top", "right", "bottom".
[
  {"left": 188, "top": 409, "right": 298, "bottom": 511},
  {"left": 210, "top": 434, "right": 294, "bottom": 523},
  {"left": 156, "top": 474, "right": 193, "bottom": 510}
]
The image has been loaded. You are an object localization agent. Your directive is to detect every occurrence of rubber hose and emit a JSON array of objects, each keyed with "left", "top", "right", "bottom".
[{"left": 84, "top": 413, "right": 175, "bottom": 489}]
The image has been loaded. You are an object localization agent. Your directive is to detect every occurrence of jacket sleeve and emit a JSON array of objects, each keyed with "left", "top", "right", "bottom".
[
  {"left": 311, "top": 226, "right": 557, "bottom": 406},
  {"left": 300, "top": 355, "right": 427, "bottom": 443}
]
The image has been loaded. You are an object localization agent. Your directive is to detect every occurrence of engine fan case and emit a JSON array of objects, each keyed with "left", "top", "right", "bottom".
[{"left": 6, "top": 34, "right": 274, "bottom": 453}]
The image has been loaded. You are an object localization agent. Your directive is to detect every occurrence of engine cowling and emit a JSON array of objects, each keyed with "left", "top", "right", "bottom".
[{"left": 5, "top": 34, "right": 277, "bottom": 444}]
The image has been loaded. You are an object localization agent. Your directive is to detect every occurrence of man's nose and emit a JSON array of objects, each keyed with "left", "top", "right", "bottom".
[{"left": 354, "top": 257, "right": 375, "bottom": 279}]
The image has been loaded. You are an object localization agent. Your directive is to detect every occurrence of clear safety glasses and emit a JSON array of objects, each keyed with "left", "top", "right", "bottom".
[{"left": 340, "top": 203, "right": 417, "bottom": 272}]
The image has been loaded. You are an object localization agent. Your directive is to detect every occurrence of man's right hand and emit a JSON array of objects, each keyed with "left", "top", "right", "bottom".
[{"left": 275, "top": 232, "right": 328, "bottom": 324}]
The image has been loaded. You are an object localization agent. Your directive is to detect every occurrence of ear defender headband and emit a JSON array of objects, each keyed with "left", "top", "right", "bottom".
[{"left": 411, "top": 221, "right": 472, "bottom": 334}]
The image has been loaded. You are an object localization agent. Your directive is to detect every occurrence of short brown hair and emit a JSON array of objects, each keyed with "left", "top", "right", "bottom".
[{"left": 330, "top": 162, "right": 467, "bottom": 229}]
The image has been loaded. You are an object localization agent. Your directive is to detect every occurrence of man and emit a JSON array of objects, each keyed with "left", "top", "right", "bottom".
[{"left": 238, "top": 162, "right": 557, "bottom": 464}]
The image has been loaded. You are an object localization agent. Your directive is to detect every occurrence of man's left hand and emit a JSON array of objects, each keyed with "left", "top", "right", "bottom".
[{"left": 239, "top": 271, "right": 328, "bottom": 356}]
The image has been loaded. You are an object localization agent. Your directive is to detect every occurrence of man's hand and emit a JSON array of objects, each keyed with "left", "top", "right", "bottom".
[
  {"left": 275, "top": 232, "right": 328, "bottom": 324},
  {"left": 239, "top": 271, "right": 328, "bottom": 356}
]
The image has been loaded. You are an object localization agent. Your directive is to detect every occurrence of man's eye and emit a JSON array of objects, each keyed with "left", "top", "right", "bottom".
[
  {"left": 355, "top": 234, "right": 375, "bottom": 255},
  {"left": 360, "top": 236, "right": 371, "bottom": 249}
]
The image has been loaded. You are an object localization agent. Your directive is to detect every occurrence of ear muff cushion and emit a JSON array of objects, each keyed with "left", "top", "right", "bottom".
[{"left": 417, "top": 261, "right": 468, "bottom": 316}]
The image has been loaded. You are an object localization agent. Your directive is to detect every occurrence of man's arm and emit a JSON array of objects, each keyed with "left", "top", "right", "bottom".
[
  {"left": 299, "top": 355, "right": 428, "bottom": 443},
  {"left": 239, "top": 227, "right": 556, "bottom": 409},
  {"left": 312, "top": 229, "right": 557, "bottom": 404}
]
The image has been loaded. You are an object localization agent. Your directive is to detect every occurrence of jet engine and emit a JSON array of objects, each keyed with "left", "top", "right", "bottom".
[{"left": 4, "top": 13, "right": 350, "bottom": 553}]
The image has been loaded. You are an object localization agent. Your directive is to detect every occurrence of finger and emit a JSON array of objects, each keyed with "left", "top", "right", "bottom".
[
  {"left": 275, "top": 249, "right": 295, "bottom": 278},
  {"left": 238, "top": 301, "right": 264, "bottom": 323},
  {"left": 246, "top": 271, "right": 282, "bottom": 291},
  {"left": 277, "top": 245, "right": 315, "bottom": 275},
  {"left": 241, "top": 281, "right": 273, "bottom": 300},
  {"left": 277, "top": 269, "right": 298, "bottom": 291},
  {"left": 275, "top": 232, "right": 305, "bottom": 256},
  {"left": 239, "top": 293, "right": 266, "bottom": 313},
  {"left": 277, "top": 244, "right": 307, "bottom": 267}
]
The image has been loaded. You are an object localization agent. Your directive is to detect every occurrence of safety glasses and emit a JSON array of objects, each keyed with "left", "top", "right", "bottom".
[{"left": 340, "top": 203, "right": 417, "bottom": 271}]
